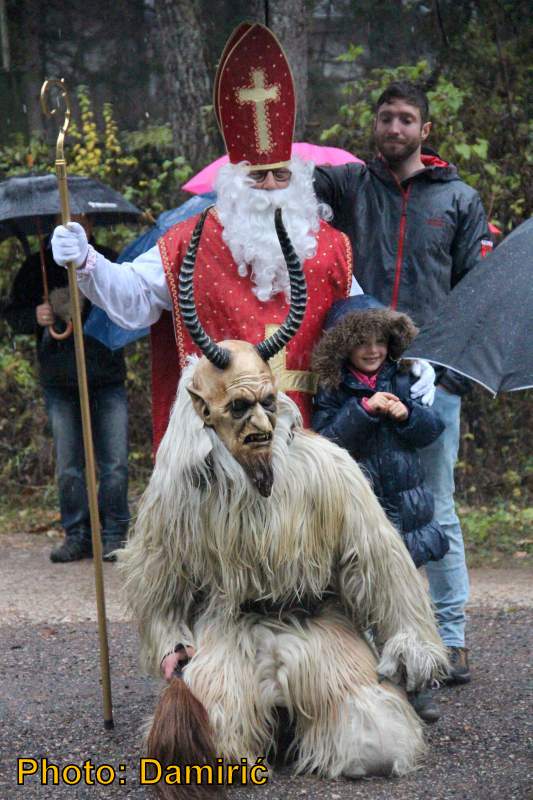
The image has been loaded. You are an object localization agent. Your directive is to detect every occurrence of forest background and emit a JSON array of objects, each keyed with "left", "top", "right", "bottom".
[{"left": 0, "top": 0, "right": 530, "bottom": 564}]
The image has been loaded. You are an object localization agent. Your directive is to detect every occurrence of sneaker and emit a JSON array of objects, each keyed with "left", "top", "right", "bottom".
[
  {"left": 50, "top": 535, "right": 92, "bottom": 563},
  {"left": 409, "top": 685, "right": 441, "bottom": 724},
  {"left": 444, "top": 646, "right": 471, "bottom": 685},
  {"left": 102, "top": 537, "right": 126, "bottom": 563}
]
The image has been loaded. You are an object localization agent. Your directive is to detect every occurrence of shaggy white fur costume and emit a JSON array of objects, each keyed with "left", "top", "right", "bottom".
[{"left": 120, "top": 362, "right": 447, "bottom": 778}]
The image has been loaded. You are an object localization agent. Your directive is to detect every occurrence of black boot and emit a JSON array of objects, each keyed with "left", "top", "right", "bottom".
[
  {"left": 409, "top": 684, "right": 441, "bottom": 724},
  {"left": 102, "top": 537, "right": 126, "bottom": 563},
  {"left": 50, "top": 533, "right": 92, "bottom": 563}
]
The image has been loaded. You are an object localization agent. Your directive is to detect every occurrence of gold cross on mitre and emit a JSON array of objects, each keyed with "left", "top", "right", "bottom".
[
  {"left": 237, "top": 69, "right": 280, "bottom": 153},
  {"left": 265, "top": 324, "right": 318, "bottom": 394}
]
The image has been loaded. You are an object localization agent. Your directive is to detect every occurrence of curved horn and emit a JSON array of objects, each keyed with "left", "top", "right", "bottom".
[
  {"left": 179, "top": 207, "right": 231, "bottom": 369},
  {"left": 255, "top": 208, "right": 307, "bottom": 361}
]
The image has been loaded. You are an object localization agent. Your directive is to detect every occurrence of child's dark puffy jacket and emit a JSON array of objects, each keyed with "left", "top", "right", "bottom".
[{"left": 311, "top": 301, "right": 449, "bottom": 567}]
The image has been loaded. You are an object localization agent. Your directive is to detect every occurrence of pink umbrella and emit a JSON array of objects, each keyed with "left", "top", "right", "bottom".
[{"left": 182, "top": 142, "right": 364, "bottom": 195}]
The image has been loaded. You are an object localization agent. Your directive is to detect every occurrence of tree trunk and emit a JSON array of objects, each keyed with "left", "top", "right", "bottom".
[
  {"left": 152, "top": 0, "right": 218, "bottom": 169},
  {"left": 269, "top": 1, "right": 308, "bottom": 139},
  {"left": 18, "top": 0, "right": 45, "bottom": 137},
  {"left": 243, "top": 0, "right": 308, "bottom": 138}
]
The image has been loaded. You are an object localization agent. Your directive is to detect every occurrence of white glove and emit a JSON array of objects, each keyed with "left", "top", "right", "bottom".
[
  {"left": 410, "top": 359, "right": 436, "bottom": 406},
  {"left": 51, "top": 222, "right": 89, "bottom": 268}
]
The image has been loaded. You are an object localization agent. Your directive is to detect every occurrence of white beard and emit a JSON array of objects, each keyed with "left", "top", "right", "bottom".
[{"left": 214, "top": 157, "right": 332, "bottom": 303}]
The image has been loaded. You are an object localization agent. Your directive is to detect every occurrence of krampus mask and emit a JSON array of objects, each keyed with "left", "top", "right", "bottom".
[{"left": 179, "top": 207, "right": 307, "bottom": 497}]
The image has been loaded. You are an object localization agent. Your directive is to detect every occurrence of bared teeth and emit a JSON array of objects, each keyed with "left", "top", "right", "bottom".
[{"left": 244, "top": 433, "right": 272, "bottom": 444}]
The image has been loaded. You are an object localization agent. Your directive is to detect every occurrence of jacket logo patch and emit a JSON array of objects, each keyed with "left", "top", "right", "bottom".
[
  {"left": 481, "top": 239, "right": 494, "bottom": 258},
  {"left": 426, "top": 217, "right": 445, "bottom": 228}
]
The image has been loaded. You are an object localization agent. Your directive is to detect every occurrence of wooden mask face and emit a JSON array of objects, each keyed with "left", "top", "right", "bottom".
[{"left": 188, "top": 341, "right": 277, "bottom": 497}]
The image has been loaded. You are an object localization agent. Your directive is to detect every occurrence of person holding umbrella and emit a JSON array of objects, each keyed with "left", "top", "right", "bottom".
[
  {"left": 5, "top": 213, "right": 130, "bottom": 563},
  {"left": 314, "top": 81, "right": 493, "bottom": 685}
]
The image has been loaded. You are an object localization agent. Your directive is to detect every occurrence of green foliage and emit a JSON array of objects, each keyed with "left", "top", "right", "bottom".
[
  {"left": 456, "top": 386, "right": 531, "bottom": 506},
  {"left": 0, "top": 336, "right": 53, "bottom": 489},
  {"left": 0, "top": 85, "right": 192, "bottom": 217},
  {"left": 0, "top": 344, "right": 35, "bottom": 389},
  {"left": 0, "top": 133, "right": 50, "bottom": 176},
  {"left": 67, "top": 86, "right": 192, "bottom": 214},
  {"left": 460, "top": 503, "right": 532, "bottom": 567}
]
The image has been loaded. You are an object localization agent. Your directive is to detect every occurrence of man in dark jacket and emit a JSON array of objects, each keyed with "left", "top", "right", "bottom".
[
  {"left": 5, "top": 217, "right": 129, "bottom": 563},
  {"left": 313, "top": 81, "right": 493, "bottom": 684}
]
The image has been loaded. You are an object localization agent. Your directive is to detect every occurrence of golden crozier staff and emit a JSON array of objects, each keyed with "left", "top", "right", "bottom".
[{"left": 40, "top": 78, "right": 113, "bottom": 729}]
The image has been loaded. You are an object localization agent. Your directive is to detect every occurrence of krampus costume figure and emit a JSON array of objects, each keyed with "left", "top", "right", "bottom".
[{"left": 119, "top": 208, "right": 448, "bottom": 797}]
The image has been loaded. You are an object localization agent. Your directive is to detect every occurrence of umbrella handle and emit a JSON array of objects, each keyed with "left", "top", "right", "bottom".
[
  {"left": 36, "top": 224, "right": 73, "bottom": 340},
  {"left": 49, "top": 321, "right": 73, "bottom": 340}
]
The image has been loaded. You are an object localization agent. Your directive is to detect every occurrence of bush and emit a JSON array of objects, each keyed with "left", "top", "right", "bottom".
[
  {"left": 460, "top": 502, "right": 532, "bottom": 566},
  {"left": 457, "top": 387, "right": 531, "bottom": 506},
  {"left": 0, "top": 85, "right": 192, "bottom": 216}
]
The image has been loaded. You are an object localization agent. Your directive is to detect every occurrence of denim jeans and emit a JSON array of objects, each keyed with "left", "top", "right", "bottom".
[
  {"left": 421, "top": 387, "right": 469, "bottom": 647},
  {"left": 43, "top": 383, "right": 129, "bottom": 542}
]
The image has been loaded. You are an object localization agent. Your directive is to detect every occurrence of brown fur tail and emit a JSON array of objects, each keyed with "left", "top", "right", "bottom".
[{"left": 146, "top": 677, "right": 221, "bottom": 799}]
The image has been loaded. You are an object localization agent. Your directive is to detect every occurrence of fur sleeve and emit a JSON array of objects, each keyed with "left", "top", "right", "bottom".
[
  {"left": 117, "top": 361, "right": 212, "bottom": 675},
  {"left": 331, "top": 444, "right": 448, "bottom": 688},
  {"left": 118, "top": 507, "right": 196, "bottom": 676}
]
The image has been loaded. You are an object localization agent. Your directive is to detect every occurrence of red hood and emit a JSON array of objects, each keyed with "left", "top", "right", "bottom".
[{"left": 422, "top": 153, "right": 449, "bottom": 169}]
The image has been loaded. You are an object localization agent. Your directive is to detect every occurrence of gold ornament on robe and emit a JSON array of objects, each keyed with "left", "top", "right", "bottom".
[{"left": 265, "top": 324, "right": 319, "bottom": 394}]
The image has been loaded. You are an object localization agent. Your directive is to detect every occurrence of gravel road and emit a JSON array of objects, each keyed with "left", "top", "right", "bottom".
[{"left": 0, "top": 532, "right": 531, "bottom": 800}]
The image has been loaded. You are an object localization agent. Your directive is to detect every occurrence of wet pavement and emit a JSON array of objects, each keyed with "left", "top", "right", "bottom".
[{"left": 0, "top": 533, "right": 531, "bottom": 799}]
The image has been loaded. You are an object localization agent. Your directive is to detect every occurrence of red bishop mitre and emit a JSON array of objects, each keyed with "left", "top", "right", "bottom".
[{"left": 214, "top": 23, "right": 295, "bottom": 169}]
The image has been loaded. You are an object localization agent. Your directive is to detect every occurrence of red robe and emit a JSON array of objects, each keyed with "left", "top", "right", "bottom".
[{"left": 151, "top": 210, "right": 352, "bottom": 451}]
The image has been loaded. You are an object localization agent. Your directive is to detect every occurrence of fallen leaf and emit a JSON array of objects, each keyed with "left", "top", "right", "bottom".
[{"left": 39, "top": 627, "right": 58, "bottom": 638}]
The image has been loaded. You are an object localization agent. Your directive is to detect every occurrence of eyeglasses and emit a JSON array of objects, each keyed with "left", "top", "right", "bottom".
[{"left": 247, "top": 168, "right": 292, "bottom": 183}]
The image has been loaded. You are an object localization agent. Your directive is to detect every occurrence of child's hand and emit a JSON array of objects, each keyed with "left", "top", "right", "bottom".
[
  {"left": 366, "top": 392, "right": 399, "bottom": 414},
  {"left": 387, "top": 400, "right": 409, "bottom": 421}
]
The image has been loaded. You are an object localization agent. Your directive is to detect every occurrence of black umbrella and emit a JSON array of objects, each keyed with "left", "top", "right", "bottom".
[
  {"left": 403, "top": 218, "right": 533, "bottom": 395},
  {"left": 0, "top": 173, "right": 142, "bottom": 241}
]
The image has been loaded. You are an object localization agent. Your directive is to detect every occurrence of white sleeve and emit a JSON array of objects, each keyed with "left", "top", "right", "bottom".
[
  {"left": 76, "top": 244, "right": 172, "bottom": 330},
  {"left": 349, "top": 275, "right": 364, "bottom": 296}
]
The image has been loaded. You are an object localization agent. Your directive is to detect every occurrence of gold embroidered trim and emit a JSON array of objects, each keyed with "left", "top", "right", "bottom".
[
  {"left": 340, "top": 231, "right": 353, "bottom": 297},
  {"left": 265, "top": 324, "right": 318, "bottom": 394},
  {"left": 242, "top": 159, "right": 292, "bottom": 170}
]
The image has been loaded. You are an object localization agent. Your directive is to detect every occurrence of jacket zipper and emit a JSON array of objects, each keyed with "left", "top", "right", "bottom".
[{"left": 391, "top": 184, "right": 411, "bottom": 309}]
